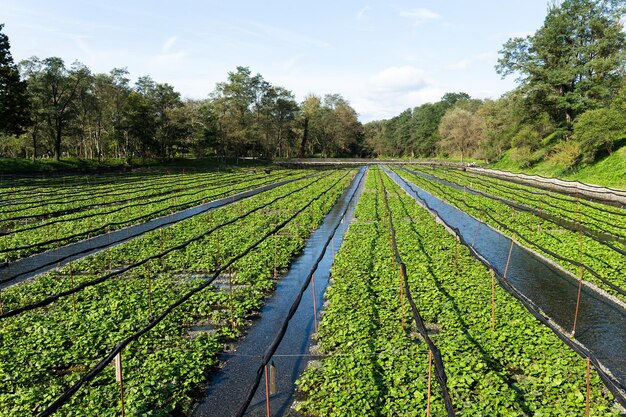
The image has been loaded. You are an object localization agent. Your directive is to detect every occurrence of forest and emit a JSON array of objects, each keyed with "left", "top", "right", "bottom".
[{"left": 1, "top": 0, "right": 625, "bottom": 169}]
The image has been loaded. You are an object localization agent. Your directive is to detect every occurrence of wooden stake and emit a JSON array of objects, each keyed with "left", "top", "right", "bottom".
[
  {"left": 572, "top": 265, "right": 584, "bottom": 337},
  {"left": 503, "top": 239, "right": 514, "bottom": 280},
  {"left": 115, "top": 352, "right": 125, "bottom": 417},
  {"left": 146, "top": 263, "right": 153, "bottom": 319},
  {"left": 398, "top": 266, "right": 406, "bottom": 330},
  {"left": 159, "top": 228, "right": 165, "bottom": 270},
  {"left": 472, "top": 222, "right": 481, "bottom": 247},
  {"left": 269, "top": 361, "right": 277, "bottom": 395},
  {"left": 585, "top": 357, "right": 591, "bottom": 417},
  {"left": 454, "top": 239, "right": 459, "bottom": 275},
  {"left": 273, "top": 234, "right": 278, "bottom": 279},
  {"left": 69, "top": 258, "right": 76, "bottom": 313},
  {"left": 228, "top": 268, "right": 236, "bottom": 330},
  {"left": 426, "top": 350, "right": 433, "bottom": 417},
  {"left": 311, "top": 273, "right": 318, "bottom": 333},
  {"left": 264, "top": 364, "right": 271, "bottom": 417},
  {"left": 491, "top": 269, "right": 495, "bottom": 330}
]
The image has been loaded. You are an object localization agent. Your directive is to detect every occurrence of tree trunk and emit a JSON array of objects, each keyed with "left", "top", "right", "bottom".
[{"left": 298, "top": 117, "right": 309, "bottom": 158}]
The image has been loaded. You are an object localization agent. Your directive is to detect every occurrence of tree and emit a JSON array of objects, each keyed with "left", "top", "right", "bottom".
[
  {"left": 574, "top": 107, "right": 626, "bottom": 161},
  {"left": 0, "top": 24, "right": 31, "bottom": 137},
  {"left": 20, "top": 57, "right": 91, "bottom": 160},
  {"left": 298, "top": 94, "right": 321, "bottom": 157},
  {"left": 438, "top": 106, "right": 485, "bottom": 162},
  {"left": 497, "top": 0, "right": 626, "bottom": 128}
]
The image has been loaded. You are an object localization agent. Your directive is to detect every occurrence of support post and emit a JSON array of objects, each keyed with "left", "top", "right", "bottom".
[
  {"left": 115, "top": 352, "right": 125, "bottom": 417},
  {"left": 503, "top": 239, "right": 514, "bottom": 280},
  {"left": 311, "top": 273, "right": 318, "bottom": 333},
  {"left": 264, "top": 364, "right": 271, "bottom": 417},
  {"left": 491, "top": 269, "right": 495, "bottom": 330},
  {"left": 426, "top": 349, "right": 433, "bottom": 417}
]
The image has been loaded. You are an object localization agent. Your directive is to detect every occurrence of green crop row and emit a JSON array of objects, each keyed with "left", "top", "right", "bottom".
[
  {"left": 394, "top": 167, "right": 626, "bottom": 304},
  {"left": 0, "top": 169, "right": 354, "bottom": 416},
  {"left": 295, "top": 167, "right": 620, "bottom": 416},
  {"left": 0, "top": 169, "right": 305, "bottom": 262},
  {"left": 412, "top": 165, "right": 626, "bottom": 240}
]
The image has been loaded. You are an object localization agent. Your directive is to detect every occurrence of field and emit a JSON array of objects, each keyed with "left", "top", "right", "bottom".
[{"left": 0, "top": 163, "right": 624, "bottom": 416}]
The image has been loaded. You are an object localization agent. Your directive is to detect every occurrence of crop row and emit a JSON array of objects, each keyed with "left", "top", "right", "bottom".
[
  {"left": 0, "top": 169, "right": 304, "bottom": 262},
  {"left": 0, "top": 169, "right": 355, "bottom": 416},
  {"left": 0, "top": 169, "right": 244, "bottom": 220},
  {"left": 295, "top": 167, "right": 619, "bottom": 416},
  {"left": 0, "top": 168, "right": 212, "bottom": 205},
  {"left": 393, "top": 167, "right": 626, "bottom": 304},
  {"left": 412, "top": 165, "right": 626, "bottom": 239}
]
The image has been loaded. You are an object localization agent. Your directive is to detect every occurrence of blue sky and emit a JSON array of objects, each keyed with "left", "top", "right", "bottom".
[{"left": 2, "top": 0, "right": 548, "bottom": 121}]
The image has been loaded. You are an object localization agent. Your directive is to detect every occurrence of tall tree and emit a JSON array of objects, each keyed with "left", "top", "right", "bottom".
[
  {"left": 20, "top": 57, "right": 91, "bottom": 160},
  {"left": 0, "top": 24, "right": 31, "bottom": 137},
  {"left": 497, "top": 0, "right": 626, "bottom": 127},
  {"left": 438, "top": 105, "right": 485, "bottom": 162}
]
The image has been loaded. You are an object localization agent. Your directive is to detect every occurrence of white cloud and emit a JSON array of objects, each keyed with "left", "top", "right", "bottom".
[
  {"left": 447, "top": 59, "right": 471, "bottom": 70},
  {"left": 281, "top": 55, "right": 302, "bottom": 72},
  {"left": 446, "top": 52, "right": 498, "bottom": 71},
  {"left": 370, "top": 65, "right": 428, "bottom": 93},
  {"left": 349, "top": 66, "right": 443, "bottom": 121},
  {"left": 150, "top": 51, "right": 187, "bottom": 70},
  {"left": 162, "top": 36, "right": 177, "bottom": 52},
  {"left": 356, "top": 6, "right": 371, "bottom": 21},
  {"left": 400, "top": 8, "right": 440, "bottom": 24}
]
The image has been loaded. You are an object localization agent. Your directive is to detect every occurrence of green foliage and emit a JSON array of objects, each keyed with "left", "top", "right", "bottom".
[
  {"left": 0, "top": 169, "right": 355, "bottom": 415},
  {"left": 0, "top": 24, "right": 31, "bottom": 137},
  {"left": 574, "top": 108, "right": 626, "bottom": 162},
  {"left": 497, "top": 0, "right": 626, "bottom": 127},
  {"left": 297, "top": 168, "right": 622, "bottom": 415},
  {"left": 362, "top": 92, "right": 471, "bottom": 158}
]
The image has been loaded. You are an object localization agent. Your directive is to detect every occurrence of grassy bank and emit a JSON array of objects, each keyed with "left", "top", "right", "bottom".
[
  {"left": 0, "top": 157, "right": 269, "bottom": 175},
  {"left": 489, "top": 146, "right": 626, "bottom": 189}
]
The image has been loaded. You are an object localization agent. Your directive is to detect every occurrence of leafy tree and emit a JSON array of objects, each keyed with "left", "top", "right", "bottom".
[
  {"left": 497, "top": 0, "right": 626, "bottom": 127},
  {"left": 298, "top": 94, "right": 321, "bottom": 157},
  {"left": 574, "top": 107, "right": 626, "bottom": 161},
  {"left": 20, "top": 57, "right": 91, "bottom": 160},
  {"left": 438, "top": 106, "right": 485, "bottom": 162},
  {"left": 0, "top": 24, "right": 31, "bottom": 137}
]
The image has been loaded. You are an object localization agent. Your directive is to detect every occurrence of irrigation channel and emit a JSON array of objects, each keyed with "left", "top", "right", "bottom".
[
  {"left": 0, "top": 175, "right": 309, "bottom": 288},
  {"left": 382, "top": 165, "right": 626, "bottom": 405},
  {"left": 192, "top": 167, "right": 367, "bottom": 417}
]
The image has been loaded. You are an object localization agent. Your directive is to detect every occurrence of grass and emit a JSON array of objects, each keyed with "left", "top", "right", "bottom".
[
  {"left": 0, "top": 156, "right": 269, "bottom": 175},
  {"left": 489, "top": 145, "right": 626, "bottom": 189}
]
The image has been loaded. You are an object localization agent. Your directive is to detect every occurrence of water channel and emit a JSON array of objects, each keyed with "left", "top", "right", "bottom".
[
  {"left": 192, "top": 167, "right": 367, "bottom": 417},
  {"left": 383, "top": 165, "right": 626, "bottom": 403}
]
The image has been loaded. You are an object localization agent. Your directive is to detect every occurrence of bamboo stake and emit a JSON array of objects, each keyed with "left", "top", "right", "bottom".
[
  {"left": 491, "top": 269, "right": 496, "bottom": 330},
  {"left": 228, "top": 268, "right": 236, "bottom": 331},
  {"left": 585, "top": 357, "right": 591, "bottom": 417},
  {"left": 472, "top": 222, "right": 481, "bottom": 247},
  {"left": 572, "top": 265, "right": 584, "bottom": 337},
  {"left": 454, "top": 239, "right": 459, "bottom": 275},
  {"left": 503, "top": 239, "right": 514, "bottom": 280},
  {"left": 572, "top": 204, "right": 584, "bottom": 337},
  {"left": 399, "top": 266, "right": 405, "bottom": 330},
  {"left": 146, "top": 263, "right": 153, "bottom": 319},
  {"left": 115, "top": 352, "right": 125, "bottom": 417},
  {"left": 69, "top": 258, "right": 76, "bottom": 313},
  {"left": 311, "top": 272, "right": 318, "bottom": 333},
  {"left": 264, "top": 365, "right": 271, "bottom": 417},
  {"left": 426, "top": 350, "right": 433, "bottom": 417}
]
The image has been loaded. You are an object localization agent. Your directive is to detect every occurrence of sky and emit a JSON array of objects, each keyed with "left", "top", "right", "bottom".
[{"left": 2, "top": 0, "right": 549, "bottom": 122}]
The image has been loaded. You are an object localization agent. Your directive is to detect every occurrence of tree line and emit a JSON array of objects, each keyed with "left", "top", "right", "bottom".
[
  {"left": 364, "top": 0, "right": 626, "bottom": 168},
  {"left": 0, "top": 26, "right": 364, "bottom": 161},
  {"left": 2, "top": 0, "right": 625, "bottom": 167}
]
